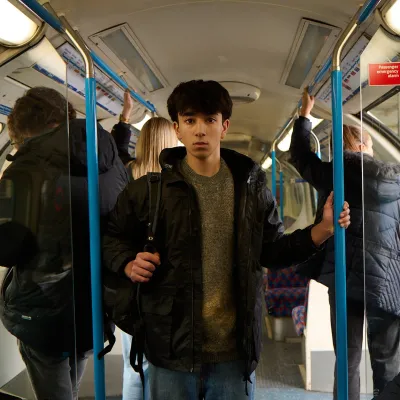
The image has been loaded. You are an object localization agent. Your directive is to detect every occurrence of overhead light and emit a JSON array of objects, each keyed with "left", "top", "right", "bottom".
[
  {"left": 381, "top": 0, "right": 400, "bottom": 36},
  {"left": 90, "top": 24, "right": 167, "bottom": 94},
  {"left": 262, "top": 157, "right": 272, "bottom": 170},
  {"left": 277, "top": 128, "right": 293, "bottom": 152},
  {"left": 281, "top": 19, "right": 341, "bottom": 89},
  {"left": 309, "top": 115, "right": 323, "bottom": 129},
  {"left": 0, "top": 0, "right": 38, "bottom": 46},
  {"left": 132, "top": 113, "right": 151, "bottom": 131}
]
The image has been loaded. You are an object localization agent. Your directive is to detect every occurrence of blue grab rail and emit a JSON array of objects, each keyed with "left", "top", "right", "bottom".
[
  {"left": 19, "top": 0, "right": 155, "bottom": 114},
  {"left": 358, "top": 0, "right": 382, "bottom": 23},
  {"left": 20, "top": 0, "right": 65, "bottom": 32},
  {"left": 332, "top": 68, "right": 349, "bottom": 400},
  {"left": 85, "top": 77, "right": 106, "bottom": 399},
  {"left": 330, "top": 3, "right": 382, "bottom": 399},
  {"left": 90, "top": 52, "right": 156, "bottom": 113},
  {"left": 296, "top": 0, "right": 380, "bottom": 111}
]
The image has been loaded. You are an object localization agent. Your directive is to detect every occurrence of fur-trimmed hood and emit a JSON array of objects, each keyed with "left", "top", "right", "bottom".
[
  {"left": 344, "top": 150, "right": 400, "bottom": 180},
  {"left": 344, "top": 151, "right": 400, "bottom": 203}
]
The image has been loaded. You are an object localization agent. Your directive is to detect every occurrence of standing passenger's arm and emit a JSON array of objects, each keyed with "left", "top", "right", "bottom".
[
  {"left": 111, "top": 89, "right": 135, "bottom": 165},
  {"left": 260, "top": 191, "right": 350, "bottom": 268},
  {"left": 289, "top": 89, "right": 333, "bottom": 192}
]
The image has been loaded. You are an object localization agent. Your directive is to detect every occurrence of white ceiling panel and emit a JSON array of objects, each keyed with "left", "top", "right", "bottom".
[{"left": 48, "top": 0, "right": 362, "bottom": 144}]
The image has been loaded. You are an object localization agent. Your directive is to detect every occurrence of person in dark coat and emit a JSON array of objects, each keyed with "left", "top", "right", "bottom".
[
  {"left": 289, "top": 88, "right": 400, "bottom": 400},
  {"left": 102, "top": 79, "right": 351, "bottom": 400},
  {"left": 0, "top": 87, "right": 129, "bottom": 400}
]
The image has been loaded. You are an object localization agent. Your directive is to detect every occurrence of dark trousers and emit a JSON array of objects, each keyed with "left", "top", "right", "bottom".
[
  {"left": 18, "top": 341, "right": 89, "bottom": 400},
  {"left": 329, "top": 294, "right": 400, "bottom": 400}
]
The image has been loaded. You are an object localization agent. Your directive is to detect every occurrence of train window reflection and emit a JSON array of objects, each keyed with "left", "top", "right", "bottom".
[
  {"left": 366, "top": 90, "right": 400, "bottom": 137},
  {"left": 0, "top": 179, "right": 13, "bottom": 224}
]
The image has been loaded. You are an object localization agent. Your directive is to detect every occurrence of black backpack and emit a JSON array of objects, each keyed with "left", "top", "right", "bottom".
[
  {"left": 100, "top": 172, "right": 162, "bottom": 386},
  {"left": 0, "top": 139, "right": 74, "bottom": 353}
]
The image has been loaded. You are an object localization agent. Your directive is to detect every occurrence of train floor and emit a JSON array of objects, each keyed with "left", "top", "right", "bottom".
[
  {"left": 255, "top": 333, "right": 371, "bottom": 399},
  {"left": 81, "top": 323, "right": 372, "bottom": 400},
  {"left": 2, "top": 326, "right": 372, "bottom": 400}
]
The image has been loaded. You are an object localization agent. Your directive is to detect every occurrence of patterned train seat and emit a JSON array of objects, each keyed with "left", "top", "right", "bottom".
[
  {"left": 292, "top": 282, "right": 310, "bottom": 336},
  {"left": 264, "top": 266, "right": 309, "bottom": 318}
]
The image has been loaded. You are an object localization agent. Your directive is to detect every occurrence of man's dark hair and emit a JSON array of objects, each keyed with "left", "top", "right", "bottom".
[
  {"left": 167, "top": 80, "right": 233, "bottom": 123},
  {"left": 8, "top": 87, "right": 67, "bottom": 143},
  {"left": 68, "top": 102, "right": 77, "bottom": 120}
]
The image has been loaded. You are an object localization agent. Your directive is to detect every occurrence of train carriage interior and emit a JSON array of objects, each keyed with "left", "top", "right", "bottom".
[{"left": 1, "top": 0, "right": 400, "bottom": 399}]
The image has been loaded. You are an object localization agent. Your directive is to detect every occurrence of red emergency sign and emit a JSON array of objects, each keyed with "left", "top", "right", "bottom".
[{"left": 369, "top": 63, "right": 400, "bottom": 86}]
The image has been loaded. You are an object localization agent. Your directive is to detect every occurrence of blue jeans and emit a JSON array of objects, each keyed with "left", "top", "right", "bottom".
[
  {"left": 148, "top": 360, "right": 256, "bottom": 400},
  {"left": 121, "top": 331, "right": 149, "bottom": 400}
]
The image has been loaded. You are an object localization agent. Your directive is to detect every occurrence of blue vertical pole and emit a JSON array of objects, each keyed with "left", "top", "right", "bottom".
[
  {"left": 279, "top": 171, "right": 284, "bottom": 220},
  {"left": 315, "top": 151, "right": 321, "bottom": 203},
  {"left": 271, "top": 150, "right": 277, "bottom": 197},
  {"left": 85, "top": 77, "right": 106, "bottom": 399},
  {"left": 331, "top": 70, "right": 348, "bottom": 400}
]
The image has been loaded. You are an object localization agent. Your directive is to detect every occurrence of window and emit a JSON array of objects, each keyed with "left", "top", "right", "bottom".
[
  {"left": 365, "top": 88, "right": 400, "bottom": 138},
  {"left": 0, "top": 179, "right": 14, "bottom": 224}
]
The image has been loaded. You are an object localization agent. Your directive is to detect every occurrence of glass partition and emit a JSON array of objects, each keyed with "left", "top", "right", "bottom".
[
  {"left": 0, "top": 37, "right": 76, "bottom": 399},
  {"left": 365, "top": 88, "right": 400, "bottom": 139},
  {"left": 358, "top": 27, "right": 400, "bottom": 399}
]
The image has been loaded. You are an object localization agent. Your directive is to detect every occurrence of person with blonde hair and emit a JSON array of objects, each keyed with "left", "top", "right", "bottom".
[
  {"left": 112, "top": 103, "right": 177, "bottom": 399},
  {"left": 112, "top": 90, "right": 177, "bottom": 182},
  {"left": 128, "top": 117, "right": 178, "bottom": 181},
  {"left": 290, "top": 88, "right": 400, "bottom": 399}
]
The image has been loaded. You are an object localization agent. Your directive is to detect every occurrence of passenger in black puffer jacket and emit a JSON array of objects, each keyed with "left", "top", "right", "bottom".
[
  {"left": 103, "top": 80, "right": 351, "bottom": 400},
  {"left": 0, "top": 87, "right": 129, "bottom": 400},
  {"left": 290, "top": 88, "right": 400, "bottom": 400}
]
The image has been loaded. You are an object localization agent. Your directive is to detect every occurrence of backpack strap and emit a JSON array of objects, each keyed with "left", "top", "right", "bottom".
[
  {"left": 145, "top": 172, "right": 162, "bottom": 252},
  {"left": 131, "top": 172, "right": 162, "bottom": 395},
  {"left": 99, "top": 173, "right": 162, "bottom": 364},
  {"left": 97, "top": 317, "right": 116, "bottom": 360}
]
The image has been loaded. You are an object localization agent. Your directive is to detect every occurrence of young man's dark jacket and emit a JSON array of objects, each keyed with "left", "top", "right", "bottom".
[
  {"left": 0, "top": 119, "right": 129, "bottom": 355},
  {"left": 290, "top": 116, "right": 400, "bottom": 317},
  {"left": 103, "top": 146, "right": 322, "bottom": 383}
]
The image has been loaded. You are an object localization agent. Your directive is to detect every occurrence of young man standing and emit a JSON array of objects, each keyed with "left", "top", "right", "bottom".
[{"left": 103, "top": 80, "right": 350, "bottom": 400}]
